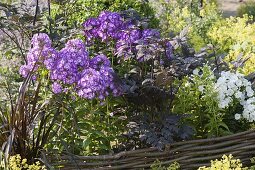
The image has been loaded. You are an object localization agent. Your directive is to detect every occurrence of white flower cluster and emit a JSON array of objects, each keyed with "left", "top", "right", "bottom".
[
  {"left": 215, "top": 71, "right": 255, "bottom": 122},
  {"left": 242, "top": 97, "right": 255, "bottom": 122}
]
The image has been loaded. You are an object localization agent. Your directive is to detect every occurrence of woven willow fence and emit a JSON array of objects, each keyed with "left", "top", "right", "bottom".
[{"left": 49, "top": 130, "right": 255, "bottom": 170}]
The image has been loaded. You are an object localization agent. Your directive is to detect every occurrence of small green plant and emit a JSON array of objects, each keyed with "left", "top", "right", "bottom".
[
  {"left": 237, "top": 0, "right": 255, "bottom": 20},
  {"left": 150, "top": 159, "right": 180, "bottom": 170},
  {"left": 173, "top": 65, "right": 228, "bottom": 137},
  {"left": 250, "top": 157, "right": 255, "bottom": 170}
]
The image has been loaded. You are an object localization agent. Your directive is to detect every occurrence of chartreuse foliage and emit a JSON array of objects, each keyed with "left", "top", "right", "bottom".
[
  {"left": 149, "top": 155, "right": 255, "bottom": 170},
  {"left": 198, "top": 154, "right": 255, "bottom": 170},
  {"left": 198, "top": 155, "right": 243, "bottom": 170},
  {"left": 0, "top": 154, "right": 46, "bottom": 170},
  {"left": 151, "top": 0, "right": 220, "bottom": 50},
  {"left": 207, "top": 15, "right": 255, "bottom": 75}
]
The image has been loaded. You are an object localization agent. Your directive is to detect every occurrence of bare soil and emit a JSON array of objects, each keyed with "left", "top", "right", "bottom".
[{"left": 218, "top": 0, "right": 253, "bottom": 17}]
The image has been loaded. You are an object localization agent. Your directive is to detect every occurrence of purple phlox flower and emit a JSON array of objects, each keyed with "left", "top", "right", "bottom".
[
  {"left": 31, "top": 33, "right": 51, "bottom": 48},
  {"left": 142, "top": 29, "right": 160, "bottom": 39},
  {"left": 20, "top": 33, "right": 55, "bottom": 78},
  {"left": 49, "top": 39, "right": 89, "bottom": 84},
  {"left": 83, "top": 18, "right": 100, "bottom": 42}
]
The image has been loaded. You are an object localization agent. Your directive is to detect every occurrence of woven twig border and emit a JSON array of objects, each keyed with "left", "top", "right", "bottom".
[{"left": 49, "top": 130, "right": 255, "bottom": 170}]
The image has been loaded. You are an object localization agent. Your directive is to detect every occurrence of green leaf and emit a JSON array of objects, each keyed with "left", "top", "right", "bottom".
[
  {"left": 82, "top": 139, "right": 91, "bottom": 149},
  {"left": 218, "top": 122, "right": 230, "bottom": 131}
]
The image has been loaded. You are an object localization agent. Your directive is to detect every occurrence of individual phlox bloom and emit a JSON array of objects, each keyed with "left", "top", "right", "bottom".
[
  {"left": 82, "top": 18, "right": 100, "bottom": 41},
  {"left": 142, "top": 29, "right": 160, "bottom": 39},
  {"left": 235, "top": 113, "right": 241, "bottom": 120},
  {"left": 52, "top": 82, "right": 62, "bottom": 94},
  {"left": 90, "top": 54, "right": 111, "bottom": 70},
  {"left": 192, "top": 68, "right": 199, "bottom": 75}
]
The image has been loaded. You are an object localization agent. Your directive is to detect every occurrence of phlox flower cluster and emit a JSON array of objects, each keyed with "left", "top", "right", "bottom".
[
  {"left": 20, "top": 33, "right": 122, "bottom": 100},
  {"left": 83, "top": 11, "right": 124, "bottom": 42},
  {"left": 49, "top": 39, "right": 90, "bottom": 85},
  {"left": 19, "top": 33, "right": 58, "bottom": 78},
  {"left": 76, "top": 54, "right": 122, "bottom": 99},
  {"left": 82, "top": 11, "right": 173, "bottom": 61},
  {"left": 215, "top": 71, "right": 255, "bottom": 122},
  {"left": 242, "top": 97, "right": 255, "bottom": 122}
]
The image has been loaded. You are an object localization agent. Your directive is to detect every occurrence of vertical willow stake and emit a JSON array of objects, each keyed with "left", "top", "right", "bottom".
[
  {"left": 48, "top": 0, "right": 52, "bottom": 34},
  {"left": 33, "top": 0, "right": 39, "bottom": 26}
]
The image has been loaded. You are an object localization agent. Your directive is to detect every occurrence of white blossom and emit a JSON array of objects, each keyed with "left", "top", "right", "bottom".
[
  {"left": 198, "top": 85, "right": 204, "bottom": 92},
  {"left": 235, "top": 113, "right": 241, "bottom": 120},
  {"left": 193, "top": 69, "right": 199, "bottom": 75}
]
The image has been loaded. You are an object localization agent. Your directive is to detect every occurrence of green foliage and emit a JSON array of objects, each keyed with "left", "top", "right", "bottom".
[
  {"left": 237, "top": 0, "right": 255, "bottom": 20},
  {"left": 150, "top": 159, "right": 180, "bottom": 170},
  {"left": 50, "top": 0, "right": 158, "bottom": 28},
  {"left": 172, "top": 65, "right": 228, "bottom": 137},
  {"left": 47, "top": 97, "right": 127, "bottom": 155}
]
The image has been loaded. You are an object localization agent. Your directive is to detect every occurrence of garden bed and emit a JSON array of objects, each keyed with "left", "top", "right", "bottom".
[
  {"left": 49, "top": 130, "right": 255, "bottom": 169},
  {"left": 2, "top": 0, "right": 255, "bottom": 170}
]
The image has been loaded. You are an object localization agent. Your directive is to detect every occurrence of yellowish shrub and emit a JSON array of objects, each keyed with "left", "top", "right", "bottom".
[
  {"left": 198, "top": 154, "right": 243, "bottom": 170},
  {"left": 1, "top": 154, "right": 46, "bottom": 170},
  {"left": 208, "top": 15, "right": 255, "bottom": 75}
]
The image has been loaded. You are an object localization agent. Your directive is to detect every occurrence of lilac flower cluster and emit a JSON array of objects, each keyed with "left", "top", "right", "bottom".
[
  {"left": 83, "top": 11, "right": 124, "bottom": 42},
  {"left": 19, "top": 33, "right": 57, "bottom": 78},
  {"left": 77, "top": 54, "right": 122, "bottom": 99},
  {"left": 20, "top": 33, "right": 122, "bottom": 100},
  {"left": 50, "top": 39, "right": 90, "bottom": 85},
  {"left": 83, "top": 11, "right": 161, "bottom": 43},
  {"left": 82, "top": 11, "right": 174, "bottom": 61}
]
